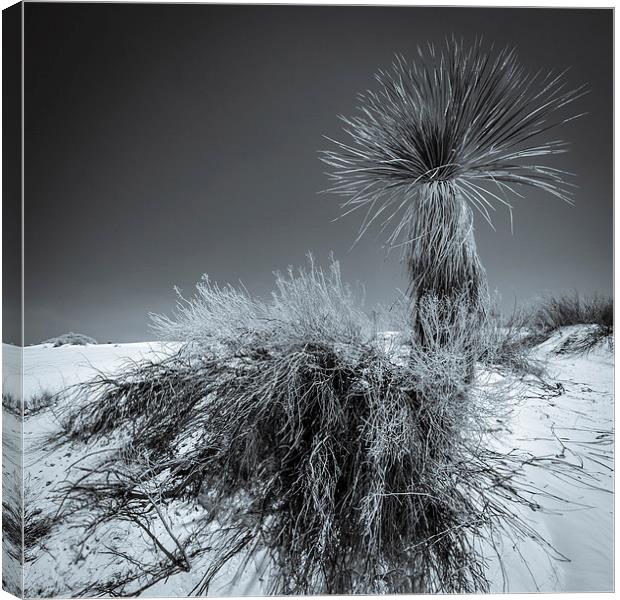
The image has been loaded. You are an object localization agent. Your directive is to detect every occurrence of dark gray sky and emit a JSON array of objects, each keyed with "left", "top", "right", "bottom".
[{"left": 24, "top": 4, "right": 612, "bottom": 344}]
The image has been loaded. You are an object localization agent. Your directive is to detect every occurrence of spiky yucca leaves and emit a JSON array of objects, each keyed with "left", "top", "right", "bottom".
[{"left": 323, "top": 39, "right": 584, "bottom": 333}]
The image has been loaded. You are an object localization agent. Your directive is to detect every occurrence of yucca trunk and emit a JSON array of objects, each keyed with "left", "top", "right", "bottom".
[{"left": 407, "top": 183, "right": 488, "bottom": 349}]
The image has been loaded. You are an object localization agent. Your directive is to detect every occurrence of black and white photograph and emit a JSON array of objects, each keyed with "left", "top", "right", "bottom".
[{"left": 1, "top": 3, "right": 614, "bottom": 597}]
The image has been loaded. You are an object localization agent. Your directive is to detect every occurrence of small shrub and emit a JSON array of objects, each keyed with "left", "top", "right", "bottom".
[
  {"left": 41, "top": 332, "right": 98, "bottom": 347},
  {"left": 481, "top": 309, "right": 545, "bottom": 378},
  {"left": 51, "top": 259, "right": 571, "bottom": 595}
]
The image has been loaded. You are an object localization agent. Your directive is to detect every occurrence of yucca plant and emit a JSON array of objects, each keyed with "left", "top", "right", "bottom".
[{"left": 323, "top": 38, "right": 585, "bottom": 343}]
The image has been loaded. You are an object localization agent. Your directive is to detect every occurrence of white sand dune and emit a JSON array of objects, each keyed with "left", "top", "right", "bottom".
[
  {"left": 484, "top": 327, "right": 613, "bottom": 592},
  {"left": 3, "top": 328, "right": 613, "bottom": 596}
]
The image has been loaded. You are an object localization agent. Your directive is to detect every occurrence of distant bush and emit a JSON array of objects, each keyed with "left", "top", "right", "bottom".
[
  {"left": 52, "top": 258, "right": 563, "bottom": 595},
  {"left": 42, "top": 332, "right": 98, "bottom": 347}
]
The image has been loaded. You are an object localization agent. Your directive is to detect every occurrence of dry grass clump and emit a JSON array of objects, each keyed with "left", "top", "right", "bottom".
[
  {"left": 2, "top": 391, "right": 21, "bottom": 418},
  {"left": 2, "top": 486, "right": 23, "bottom": 598},
  {"left": 25, "top": 390, "right": 58, "bottom": 417},
  {"left": 529, "top": 293, "right": 612, "bottom": 341},
  {"left": 3, "top": 389, "right": 58, "bottom": 419},
  {"left": 2, "top": 481, "right": 54, "bottom": 565},
  {"left": 2, "top": 487, "right": 23, "bottom": 564},
  {"left": 511, "top": 293, "right": 614, "bottom": 355},
  {"left": 557, "top": 324, "right": 614, "bottom": 354},
  {"left": 481, "top": 293, "right": 614, "bottom": 368},
  {"left": 52, "top": 260, "right": 561, "bottom": 595}
]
